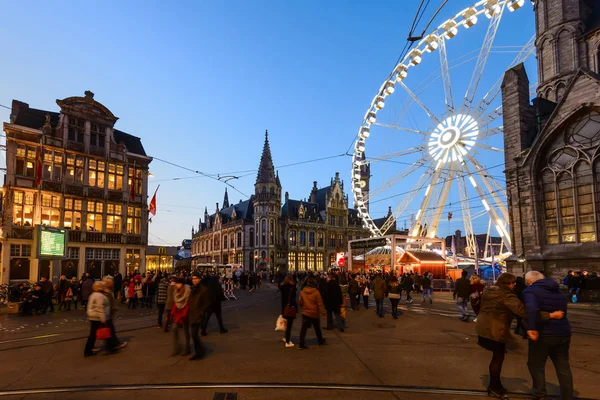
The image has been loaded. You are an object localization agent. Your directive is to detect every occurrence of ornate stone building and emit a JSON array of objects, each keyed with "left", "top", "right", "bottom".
[
  {"left": 191, "top": 131, "right": 371, "bottom": 272},
  {"left": 503, "top": 0, "right": 600, "bottom": 278},
  {"left": 1, "top": 91, "right": 151, "bottom": 283}
]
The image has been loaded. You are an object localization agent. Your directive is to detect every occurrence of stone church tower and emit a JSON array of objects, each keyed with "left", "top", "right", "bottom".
[
  {"left": 503, "top": 0, "right": 600, "bottom": 278},
  {"left": 253, "top": 130, "right": 282, "bottom": 272}
]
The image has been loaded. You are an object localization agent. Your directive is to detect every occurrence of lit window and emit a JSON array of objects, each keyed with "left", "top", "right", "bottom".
[
  {"left": 87, "top": 200, "right": 104, "bottom": 231},
  {"left": 41, "top": 194, "right": 61, "bottom": 227},
  {"left": 127, "top": 206, "right": 141, "bottom": 235},
  {"left": 106, "top": 203, "right": 122, "bottom": 233},
  {"left": 88, "top": 159, "right": 105, "bottom": 188},
  {"left": 65, "top": 154, "right": 84, "bottom": 184},
  {"left": 64, "top": 198, "right": 82, "bottom": 230},
  {"left": 12, "top": 191, "right": 34, "bottom": 227},
  {"left": 107, "top": 163, "right": 124, "bottom": 191}
]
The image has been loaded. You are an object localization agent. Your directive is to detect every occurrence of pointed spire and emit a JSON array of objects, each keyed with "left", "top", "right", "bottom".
[
  {"left": 256, "top": 130, "right": 276, "bottom": 184},
  {"left": 275, "top": 170, "right": 281, "bottom": 187},
  {"left": 223, "top": 188, "right": 230, "bottom": 208}
]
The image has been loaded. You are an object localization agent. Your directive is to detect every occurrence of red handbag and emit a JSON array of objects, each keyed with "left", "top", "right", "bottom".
[{"left": 96, "top": 323, "right": 112, "bottom": 340}]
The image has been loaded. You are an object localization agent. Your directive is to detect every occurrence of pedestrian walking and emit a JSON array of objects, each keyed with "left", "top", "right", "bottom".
[
  {"left": 39, "top": 276, "right": 54, "bottom": 314},
  {"left": 156, "top": 276, "right": 169, "bottom": 328},
  {"left": 476, "top": 273, "right": 563, "bottom": 399},
  {"left": 360, "top": 276, "right": 370, "bottom": 309},
  {"left": 323, "top": 273, "right": 344, "bottom": 332},
  {"left": 171, "top": 278, "right": 191, "bottom": 356},
  {"left": 280, "top": 274, "right": 297, "bottom": 347},
  {"left": 422, "top": 273, "right": 432, "bottom": 304},
  {"left": 80, "top": 275, "right": 94, "bottom": 310},
  {"left": 201, "top": 274, "right": 228, "bottom": 336},
  {"left": 84, "top": 281, "right": 118, "bottom": 357},
  {"left": 164, "top": 276, "right": 176, "bottom": 332},
  {"left": 470, "top": 274, "right": 486, "bottom": 321},
  {"left": 102, "top": 276, "right": 127, "bottom": 350},
  {"left": 402, "top": 273, "right": 414, "bottom": 304},
  {"left": 348, "top": 274, "right": 359, "bottom": 310},
  {"left": 188, "top": 272, "right": 208, "bottom": 360},
  {"left": 298, "top": 277, "right": 326, "bottom": 349},
  {"left": 387, "top": 275, "right": 401, "bottom": 319},
  {"left": 453, "top": 270, "right": 471, "bottom": 321},
  {"left": 524, "top": 271, "right": 572, "bottom": 400},
  {"left": 372, "top": 272, "right": 387, "bottom": 317},
  {"left": 70, "top": 277, "right": 80, "bottom": 310}
]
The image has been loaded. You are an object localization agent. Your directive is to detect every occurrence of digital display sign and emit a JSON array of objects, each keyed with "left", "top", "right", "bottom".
[{"left": 36, "top": 226, "right": 68, "bottom": 258}]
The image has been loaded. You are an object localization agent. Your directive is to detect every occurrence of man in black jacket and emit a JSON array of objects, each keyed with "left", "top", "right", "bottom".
[
  {"left": 39, "top": 276, "right": 54, "bottom": 314},
  {"left": 453, "top": 270, "right": 471, "bottom": 321},
  {"left": 323, "top": 273, "right": 344, "bottom": 332},
  {"left": 201, "top": 275, "right": 228, "bottom": 336}
]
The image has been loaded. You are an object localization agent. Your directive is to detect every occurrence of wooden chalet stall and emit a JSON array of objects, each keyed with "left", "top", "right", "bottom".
[
  {"left": 397, "top": 250, "right": 446, "bottom": 278},
  {"left": 348, "top": 235, "right": 446, "bottom": 275}
]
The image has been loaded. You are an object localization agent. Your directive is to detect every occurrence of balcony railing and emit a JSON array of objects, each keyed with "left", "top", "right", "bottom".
[
  {"left": 106, "top": 233, "right": 123, "bottom": 244},
  {"left": 68, "top": 230, "right": 83, "bottom": 242},
  {"left": 86, "top": 232, "right": 103, "bottom": 243}
]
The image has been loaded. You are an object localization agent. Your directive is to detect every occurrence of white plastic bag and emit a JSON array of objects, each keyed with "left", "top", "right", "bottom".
[{"left": 275, "top": 314, "right": 287, "bottom": 331}]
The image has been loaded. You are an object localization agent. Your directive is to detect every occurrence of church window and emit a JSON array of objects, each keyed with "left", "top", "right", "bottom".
[
  {"left": 539, "top": 110, "right": 600, "bottom": 245},
  {"left": 269, "top": 220, "right": 274, "bottom": 244},
  {"left": 261, "top": 219, "right": 267, "bottom": 246}
]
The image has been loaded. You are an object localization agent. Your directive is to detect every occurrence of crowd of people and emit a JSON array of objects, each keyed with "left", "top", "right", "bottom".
[
  {"left": 564, "top": 269, "right": 600, "bottom": 302},
  {"left": 4, "top": 265, "right": 577, "bottom": 398}
]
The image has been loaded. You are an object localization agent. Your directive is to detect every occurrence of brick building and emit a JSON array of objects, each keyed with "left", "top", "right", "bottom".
[
  {"left": 1, "top": 91, "right": 151, "bottom": 283},
  {"left": 503, "top": 0, "right": 600, "bottom": 278},
  {"left": 191, "top": 131, "right": 373, "bottom": 272}
]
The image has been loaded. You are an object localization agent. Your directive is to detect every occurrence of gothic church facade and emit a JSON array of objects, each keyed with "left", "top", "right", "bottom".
[{"left": 503, "top": 0, "right": 600, "bottom": 278}]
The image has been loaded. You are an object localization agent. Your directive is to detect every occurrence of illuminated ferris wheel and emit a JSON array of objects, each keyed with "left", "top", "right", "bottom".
[{"left": 351, "top": 0, "right": 534, "bottom": 256}]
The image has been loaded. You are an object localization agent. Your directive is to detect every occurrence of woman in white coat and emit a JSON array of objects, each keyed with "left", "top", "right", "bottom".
[{"left": 84, "top": 281, "right": 117, "bottom": 357}]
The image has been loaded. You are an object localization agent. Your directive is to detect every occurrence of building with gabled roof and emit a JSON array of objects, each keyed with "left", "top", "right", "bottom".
[
  {"left": 191, "top": 131, "right": 372, "bottom": 272},
  {"left": 1, "top": 91, "right": 151, "bottom": 284}
]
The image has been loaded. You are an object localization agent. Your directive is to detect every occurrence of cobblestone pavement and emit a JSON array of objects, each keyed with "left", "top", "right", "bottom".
[{"left": 0, "top": 284, "right": 598, "bottom": 400}]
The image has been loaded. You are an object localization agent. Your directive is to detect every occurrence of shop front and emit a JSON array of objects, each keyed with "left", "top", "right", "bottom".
[{"left": 145, "top": 246, "right": 177, "bottom": 273}]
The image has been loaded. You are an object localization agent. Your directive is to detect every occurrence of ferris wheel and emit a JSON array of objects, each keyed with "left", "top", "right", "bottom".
[{"left": 351, "top": 0, "right": 534, "bottom": 256}]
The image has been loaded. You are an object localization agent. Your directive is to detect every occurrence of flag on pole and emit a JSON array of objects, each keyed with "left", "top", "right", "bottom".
[
  {"left": 451, "top": 235, "right": 458, "bottom": 268},
  {"left": 35, "top": 146, "right": 43, "bottom": 187},
  {"left": 149, "top": 185, "right": 159, "bottom": 217}
]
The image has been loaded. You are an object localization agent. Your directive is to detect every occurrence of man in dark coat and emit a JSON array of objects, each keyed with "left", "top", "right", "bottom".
[
  {"left": 524, "top": 271, "right": 573, "bottom": 400},
  {"left": 453, "top": 270, "right": 471, "bottom": 321},
  {"left": 39, "top": 276, "right": 54, "bottom": 314},
  {"left": 201, "top": 275, "right": 228, "bottom": 335},
  {"left": 323, "top": 273, "right": 344, "bottom": 332},
  {"left": 113, "top": 272, "right": 123, "bottom": 300},
  {"left": 188, "top": 272, "right": 208, "bottom": 360}
]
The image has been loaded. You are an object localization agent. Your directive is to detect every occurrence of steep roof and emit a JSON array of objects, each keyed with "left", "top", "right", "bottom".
[
  {"left": 256, "top": 130, "right": 277, "bottom": 184},
  {"left": 282, "top": 199, "right": 320, "bottom": 220},
  {"left": 12, "top": 103, "right": 60, "bottom": 129},
  {"left": 114, "top": 129, "right": 147, "bottom": 156}
]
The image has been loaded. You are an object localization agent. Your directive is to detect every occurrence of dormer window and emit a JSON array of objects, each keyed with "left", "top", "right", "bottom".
[
  {"left": 299, "top": 205, "right": 305, "bottom": 218},
  {"left": 90, "top": 124, "right": 106, "bottom": 148},
  {"left": 68, "top": 117, "right": 85, "bottom": 143}
]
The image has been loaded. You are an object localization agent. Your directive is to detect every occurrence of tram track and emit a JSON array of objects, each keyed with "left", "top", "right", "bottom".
[{"left": 0, "top": 382, "right": 595, "bottom": 399}]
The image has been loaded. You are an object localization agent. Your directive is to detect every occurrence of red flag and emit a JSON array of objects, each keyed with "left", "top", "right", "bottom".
[
  {"left": 35, "top": 146, "right": 43, "bottom": 186},
  {"left": 149, "top": 185, "right": 159, "bottom": 216}
]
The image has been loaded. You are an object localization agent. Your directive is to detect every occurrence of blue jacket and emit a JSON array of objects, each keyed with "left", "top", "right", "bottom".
[{"left": 523, "top": 279, "right": 571, "bottom": 336}]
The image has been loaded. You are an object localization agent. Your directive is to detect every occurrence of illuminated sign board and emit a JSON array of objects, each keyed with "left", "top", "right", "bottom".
[
  {"left": 350, "top": 237, "right": 387, "bottom": 249},
  {"left": 36, "top": 226, "right": 68, "bottom": 259}
]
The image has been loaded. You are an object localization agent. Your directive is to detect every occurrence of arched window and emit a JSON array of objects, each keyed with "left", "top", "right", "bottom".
[
  {"left": 539, "top": 110, "right": 600, "bottom": 245},
  {"left": 557, "top": 30, "right": 572, "bottom": 74},
  {"left": 269, "top": 219, "right": 274, "bottom": 244},
  {"left": 557, "top": 172, "right": 576, "bottom": 243},
  {"left": 261, "top": 218, "right": 267, "bottom": 246},
  {"left": 540, "top": 39, "right": 553, "bottom": 82},
  {"left": 576, "top": 162, "right": 595, "bottom": 242}
]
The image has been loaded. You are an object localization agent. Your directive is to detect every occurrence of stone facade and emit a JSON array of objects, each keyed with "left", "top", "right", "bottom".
[
  {"left": 503, "top": 0, "right": 600, "bottom": 279},
  {"left": 191, "top": 131, "right": 371, "bottom": 272},
  {"left": 1, "top": 92, "right": 151, "bottom": 284}
]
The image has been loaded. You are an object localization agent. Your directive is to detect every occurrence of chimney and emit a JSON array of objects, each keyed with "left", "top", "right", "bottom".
[
  {"left": 84, "top": 90, "right": 95, "bottom": 99},
  {"left": 285, "top": 192, "right": 289, "bottom": 202},
  {"left": 216, "top": 202, "right": 219, "bottom": 212}
]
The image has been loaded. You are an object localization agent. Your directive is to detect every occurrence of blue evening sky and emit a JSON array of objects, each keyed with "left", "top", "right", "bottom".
[{"left": 0, "top": 0, "right": 536, "bottom": 246}]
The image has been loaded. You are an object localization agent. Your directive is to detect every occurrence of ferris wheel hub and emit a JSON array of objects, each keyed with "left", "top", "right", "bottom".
[{"left": 429, "top": 114, "right": 479, "bottom": 164}]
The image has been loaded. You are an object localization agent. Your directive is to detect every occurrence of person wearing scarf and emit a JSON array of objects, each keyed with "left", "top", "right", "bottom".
[{"left": 171, "top": 278, "right": 191, "bottom": 356}]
